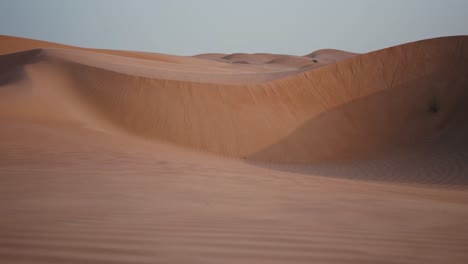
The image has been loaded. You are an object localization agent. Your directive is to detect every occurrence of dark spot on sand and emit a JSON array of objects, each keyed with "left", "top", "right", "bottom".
[{"left": 428, "top": 99, "right": 439, "bottom": 114}]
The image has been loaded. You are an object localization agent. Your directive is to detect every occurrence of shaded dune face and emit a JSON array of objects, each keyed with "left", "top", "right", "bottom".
[
  {"left": 0, "top": 49, "right": 42, "bottom": 86},
  {"left": 0, "top": 35, "right": 467, "bottom": 164}
]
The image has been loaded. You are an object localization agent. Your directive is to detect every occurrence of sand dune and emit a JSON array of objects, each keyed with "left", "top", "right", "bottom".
[{"left": 1, "top": 35, "right": 468, "bottom": 263}]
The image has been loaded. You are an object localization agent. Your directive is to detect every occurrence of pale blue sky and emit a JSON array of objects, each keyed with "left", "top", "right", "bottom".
[{"left": 0, "top": 0, "right": 467, "bottom": 55}]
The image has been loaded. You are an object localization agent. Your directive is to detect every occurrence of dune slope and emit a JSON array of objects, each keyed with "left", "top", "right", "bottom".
[
  {"left": 1, "top": 35, "right": 468, "bottom": 264},
  {"left": 0, "top": 35, "right": 467, "bottom": 163}
]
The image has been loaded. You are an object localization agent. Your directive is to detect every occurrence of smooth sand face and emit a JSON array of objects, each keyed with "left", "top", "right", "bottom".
[{"left": 1, "top": 35, "right": 468, "bottom": 263}]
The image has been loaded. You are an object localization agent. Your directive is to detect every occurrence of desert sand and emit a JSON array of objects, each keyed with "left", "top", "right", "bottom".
[{"left": 0, "top": 35, "right": 468, "bottom": 263}]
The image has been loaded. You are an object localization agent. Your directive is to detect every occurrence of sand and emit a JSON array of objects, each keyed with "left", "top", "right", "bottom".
[{"left": 1, "top": 35, "right": 468, "bottom": 263}]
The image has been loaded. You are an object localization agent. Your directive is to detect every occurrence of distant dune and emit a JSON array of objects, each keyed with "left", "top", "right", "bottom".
[{"left": 1, "top": 35, "right": 468, "bottom": 264}]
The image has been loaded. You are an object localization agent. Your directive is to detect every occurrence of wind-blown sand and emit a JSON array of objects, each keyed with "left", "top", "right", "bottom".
[{"left": 1, "top": 35, "right": 468, "bottom": 263}]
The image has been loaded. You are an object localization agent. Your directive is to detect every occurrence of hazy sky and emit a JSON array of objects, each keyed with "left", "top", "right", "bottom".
[{"left": 1, "top": 0, "right": 467, "bottom": 55}]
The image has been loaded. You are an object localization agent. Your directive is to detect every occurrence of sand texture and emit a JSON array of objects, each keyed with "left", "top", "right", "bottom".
[{"left": 1, "top": 35, "right": 468, "bottom": 263}]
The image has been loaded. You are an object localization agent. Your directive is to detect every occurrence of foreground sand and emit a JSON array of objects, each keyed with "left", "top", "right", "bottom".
[{"left": 1, "top": 35, "right": 467, "bottom": 263}]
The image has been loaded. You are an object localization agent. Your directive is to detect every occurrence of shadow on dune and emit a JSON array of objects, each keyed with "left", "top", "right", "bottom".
[
  {"left": 247, "top": 127, "right": 468, "bottom": 186},
  {"left": 246, "top": 74, "right": 468, "bottom": 186},
  {"left": 0, "top": 49, "right": 42, "bottom": 86}
]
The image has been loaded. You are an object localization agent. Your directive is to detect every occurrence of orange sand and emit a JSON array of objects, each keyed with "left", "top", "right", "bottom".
[{"left": 1, "top": 35, "right": 468, "bottom": 263}]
